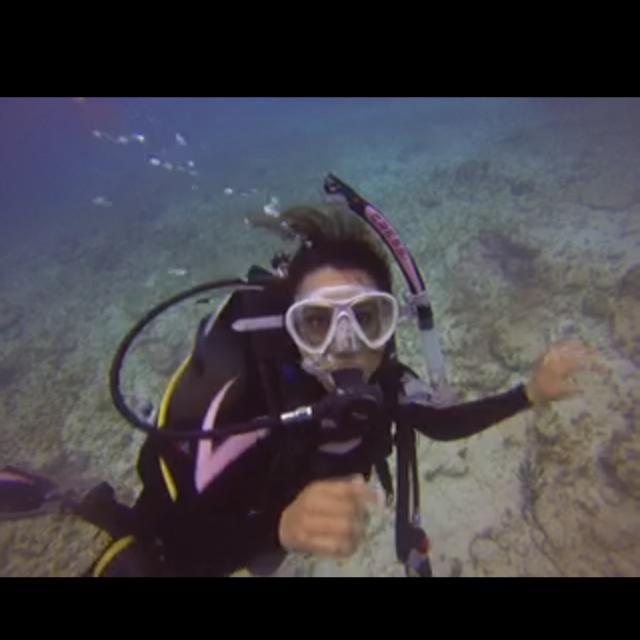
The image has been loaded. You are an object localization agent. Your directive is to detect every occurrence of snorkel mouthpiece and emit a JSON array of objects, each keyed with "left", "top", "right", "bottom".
[
  {"left": 312, "top": 367, "right": 384, "bottom": 439},
  {"left": 330, "top": 367, "right": 365, "bottom": 390}
]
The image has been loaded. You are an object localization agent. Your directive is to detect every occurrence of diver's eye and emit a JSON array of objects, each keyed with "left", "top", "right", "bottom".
[
  {"left": 354, "top": 301, "right": 379, "bottom": 328},
  {"left": 354, "top": 309, "right": 373, "bottom": 328},
  {"left": 302, "top": 309, "right": 331, "bottom": 335},
  {"left": 308, "top": 315, "right": 328, "bottom": 330}
]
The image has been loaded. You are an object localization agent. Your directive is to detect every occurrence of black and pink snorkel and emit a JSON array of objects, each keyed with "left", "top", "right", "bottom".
[{"left": 323, "top": 173, "right": 457, "bottom": 407}]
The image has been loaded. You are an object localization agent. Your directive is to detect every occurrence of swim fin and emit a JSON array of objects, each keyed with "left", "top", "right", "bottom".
[{"left": 0, "top": 466, "right": 76, "bottom": 521}]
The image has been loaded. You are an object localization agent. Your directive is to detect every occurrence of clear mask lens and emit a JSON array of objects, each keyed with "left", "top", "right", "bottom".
[{"left": 286, "top": 287, "right": 398, "bottom": 355}]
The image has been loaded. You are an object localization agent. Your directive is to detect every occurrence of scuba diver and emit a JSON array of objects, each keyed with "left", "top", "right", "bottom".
[{"left": 1, "top": 174, "right": 598, "bottom": 577}]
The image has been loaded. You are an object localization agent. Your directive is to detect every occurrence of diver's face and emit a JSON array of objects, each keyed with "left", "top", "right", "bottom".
[{"left": 295, "top": 266, "right": 386, "bottom": 381}]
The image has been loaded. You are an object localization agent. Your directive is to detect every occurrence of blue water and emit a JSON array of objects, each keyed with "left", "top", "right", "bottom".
[{"left": 0, "top": 97, "right": 580, "bottom": 242}]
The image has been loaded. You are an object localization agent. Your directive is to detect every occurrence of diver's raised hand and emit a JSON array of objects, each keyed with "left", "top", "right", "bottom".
[
  {"left": 278, "top": 475, "right": 380, "bottom": 559},
  {"left": 525, "top": 340, "right": 606, "bottom": 405}
]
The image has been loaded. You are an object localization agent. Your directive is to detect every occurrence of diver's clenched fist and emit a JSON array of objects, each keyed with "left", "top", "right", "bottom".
[{"left": 278, "top": 475, "right": 380, "bottom": 558}]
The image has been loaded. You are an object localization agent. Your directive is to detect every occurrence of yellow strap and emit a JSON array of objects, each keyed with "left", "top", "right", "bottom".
[
  {"left": 158, "top": 355, "right": 193, "bottom": 429},
  {"left": 159, "top": 457, "right": 178, "bottom": 502},
  {"left": 93, "top": 535, "right": 137, "bottom": 577},
  {"left": 154, "top": 292, "right": 237, "bottom": 503},
  {"left": 230, "top": 568, "right": 252, "bottom": 578},
  {"left": 155, "top": 356, "right": 193, "bottom": 503}
]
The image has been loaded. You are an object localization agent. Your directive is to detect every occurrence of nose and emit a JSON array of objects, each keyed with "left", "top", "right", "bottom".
[{"left": 331, "top": 315, "right": 360, "bottom": 354}]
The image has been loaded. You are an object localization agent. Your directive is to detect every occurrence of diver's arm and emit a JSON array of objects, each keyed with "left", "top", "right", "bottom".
[
  {"left": 398, "top": 339, "right": 601, "bottom": 441},
  {"left": 398, "top": 383, "right": 531, "bottom": 441}
]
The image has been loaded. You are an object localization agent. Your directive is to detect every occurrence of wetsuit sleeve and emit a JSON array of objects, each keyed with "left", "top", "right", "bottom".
[{"left": 398, "top": 382, "right": 532, "bottom": 441}]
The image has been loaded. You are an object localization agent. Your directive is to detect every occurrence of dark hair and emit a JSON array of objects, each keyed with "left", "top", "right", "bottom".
[{"left": 251, "top": 204, "right": 393, "bottom": 295}]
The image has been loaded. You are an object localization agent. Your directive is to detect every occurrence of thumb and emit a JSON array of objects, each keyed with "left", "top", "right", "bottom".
[
  {"left": 349, "top": 474, "right": 382, "bottom": 506},
  {"left": 349, "top": 474, "right": 366, "bottom": 486}
]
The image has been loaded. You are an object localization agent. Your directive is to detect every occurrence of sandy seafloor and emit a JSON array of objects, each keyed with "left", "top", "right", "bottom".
[{"left": 1, "top": 98, "right": 639, "bottom": 577}]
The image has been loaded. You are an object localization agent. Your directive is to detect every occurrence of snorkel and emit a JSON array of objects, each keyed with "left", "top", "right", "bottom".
[{"left": 323, "top": 174, "right": 456, "bottom": 407}]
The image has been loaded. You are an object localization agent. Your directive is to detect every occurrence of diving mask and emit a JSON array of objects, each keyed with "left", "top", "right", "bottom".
[{"left": 285, "top": 284, "right": 399, "bottom": 355}]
